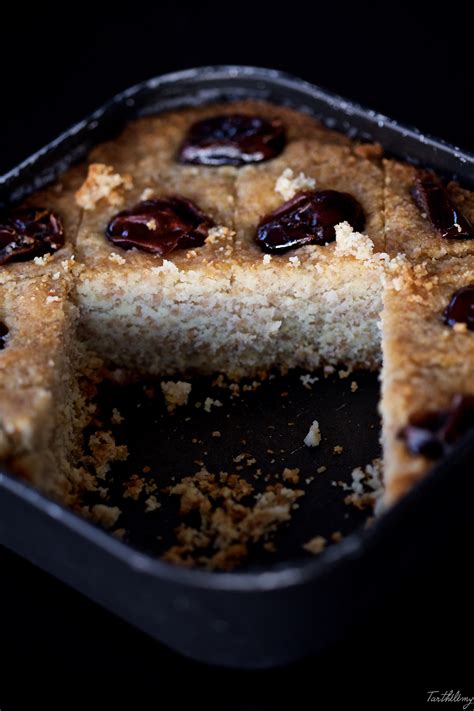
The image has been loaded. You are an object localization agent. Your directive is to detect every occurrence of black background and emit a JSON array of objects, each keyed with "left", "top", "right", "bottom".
[{"left": 1, "top": 2, "right": 473, "bottom": 708}]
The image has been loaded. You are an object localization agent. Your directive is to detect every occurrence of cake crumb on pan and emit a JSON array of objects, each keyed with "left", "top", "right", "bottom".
[
  {"left": 161, "top": 380, "right": 192, "bottom": 412},
  {"left": 304, "top": 420, "right": 321, "bottom": 447},
  {"left": 303, "top": 536, "right": 327, "bottom": 555}
]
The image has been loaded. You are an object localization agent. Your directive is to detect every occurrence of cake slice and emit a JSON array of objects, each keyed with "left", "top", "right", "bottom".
[
  {"left": 75, "top": 158, "right": 238, "bottom": 375},
  {"left": 229, "top": 139, "right": 388, "bottom": 374},
  {"left": 384, "top": 159, "right": 474, "bottom": 261},
  {"left": 381, "top": 257, "right": 474, "bottom": 503},
  {"left": 0, "top": 271, "right": 83, "bottom": 500}
]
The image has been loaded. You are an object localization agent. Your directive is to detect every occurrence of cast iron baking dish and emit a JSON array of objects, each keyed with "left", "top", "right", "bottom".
[{"left": 1, "top": 66, "right": 474, "bottom": 669}]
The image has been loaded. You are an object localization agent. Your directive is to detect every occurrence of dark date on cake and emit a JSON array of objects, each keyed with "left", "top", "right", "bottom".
[
  {"left": 255, "top": 190, "right": 365, "bottom": 254},
  {"left": 106, "top": 197, "right": 214, "bottom": 256},
  {"left": 0, "top": 207, "right": 64, "bottom": 265},
  {"left": 444, "top": 285, "right": 474, "bottom": 331},
  {"left": 411, "top": 170, "right": 474, "bottom": 240},
  {"left": 178, "top": 114, "right": 286, "bottom": 166},
  {"left": 399, "top": 394, "right": 474, "bottom": 459}
]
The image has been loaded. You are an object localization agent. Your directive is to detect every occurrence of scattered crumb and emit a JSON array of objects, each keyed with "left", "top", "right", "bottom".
[
  {"left": 212, "top": 431, "right": 222, "bottom": 438},
  {"left": 161, "top": 380, "right": 192, "bottom": 412},
  {"left": 162, "top": 468, "right": 304, "bottom": 570},
  {"left": 145, "top": 495, "right": 161, "bottom": 513},
  {"left": 300, "top": 373, "right": 319, "bottom": 389},
  {"left": 338, "top": 368, "right": 352, "bottom": 379},
  {"left": 333, "top": 445, "right": 343, "bottom": 455},
  {"left": 123, "top": 474, "right": 145, "bottom": 500},
  {"left": 331, "top": 531, "right": 343, "bottom": 543},
  {"left": 82, "top": 430, "right": 129, "bottom": 479},
  {"left": 112, "top": 528, "right": 126, "bottom": 540},
  {"left": 204, "top": 397, "right": 223, "bottom": 413},
  {"left": 317, "top": 466, "right": 327, "bottom": 474},
  {"left": 142, "top": 465, "right": 151, "bottom": 474},
  {"left": 304, "top": 420, "right": 321, "bottom": 447},
  {"left": 282, "top": 467, "right": 300, "bottom": 484},
  {"left": 344, "top": 458, "right": 384, "bottom": 511},
  {"left": 350, "top": 381, "right": 358, "bottom": 392},
  {"left": 303, "top": 536, "right": 327, "bottom": 555},
  {"left": 90, "top": 504, "right": 121, "bottom": 529},
  {"left": 111, "top": 408, "right": 124, "bottom": 425}
]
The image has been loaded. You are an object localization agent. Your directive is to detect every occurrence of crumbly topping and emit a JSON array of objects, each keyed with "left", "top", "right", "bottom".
[
  {"left": 205, "top": 225, "right": 234, "bottom": 244},
  {"left": 45, "top": 295, "right": 60, "bottom": 304},
  {"left": 161, "top": 380, "right": 192, "bottom": 413},
  {"left": 262, "top": 254, "right": 272, "bottom": 265},
  {"left": 108, "top": 252, "right": 126, "bottom": 265},
  {"left": 334, "top": 221, "right": 378, "bottom": 261},
  {"left": 303, "top": 535, "right": 327, "bottom": 555},
  {"left": 33, "top": 254, "right": 53, "bottom": 266},
  {"left": 75, "top": 163, "right": 133, "bottom": 210},
  {"left": 304, "top": 420, "right": 321, "bottom": 447},
  {"left": 275, "top": 168, "right": 316, "bottom": 201}
]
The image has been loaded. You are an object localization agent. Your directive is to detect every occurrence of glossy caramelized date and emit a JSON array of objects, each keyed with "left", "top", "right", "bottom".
[
  {"left": 411, "top": 170, "right": 474, "bottom": 240},
  {"left": 255, "top": 190, "right": 365, "bottom": 254},
  {"left": 399, "top": 394, "right": 474, "bottom": 459},
  {"left": 444, "top": 286, "right": 474, "bottom": 331},
  {"left": 0, "top": 207, "right": 64, "bottom": 265},
  {"left": 178, "top": 114, "right": 286, "bottom": 166},
  {"left": 106, "top": 197, "right": 214, "bottom": 256}
]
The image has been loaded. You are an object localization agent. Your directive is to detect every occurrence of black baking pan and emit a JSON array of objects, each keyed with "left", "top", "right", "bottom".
[{"left": 1, "top": 66, "right": 474, "bottom": 669}]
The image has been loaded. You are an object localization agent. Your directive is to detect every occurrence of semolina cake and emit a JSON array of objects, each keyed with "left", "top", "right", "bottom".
[{"left": 1, "top": 97, "right": 474, "bottom": 515}]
